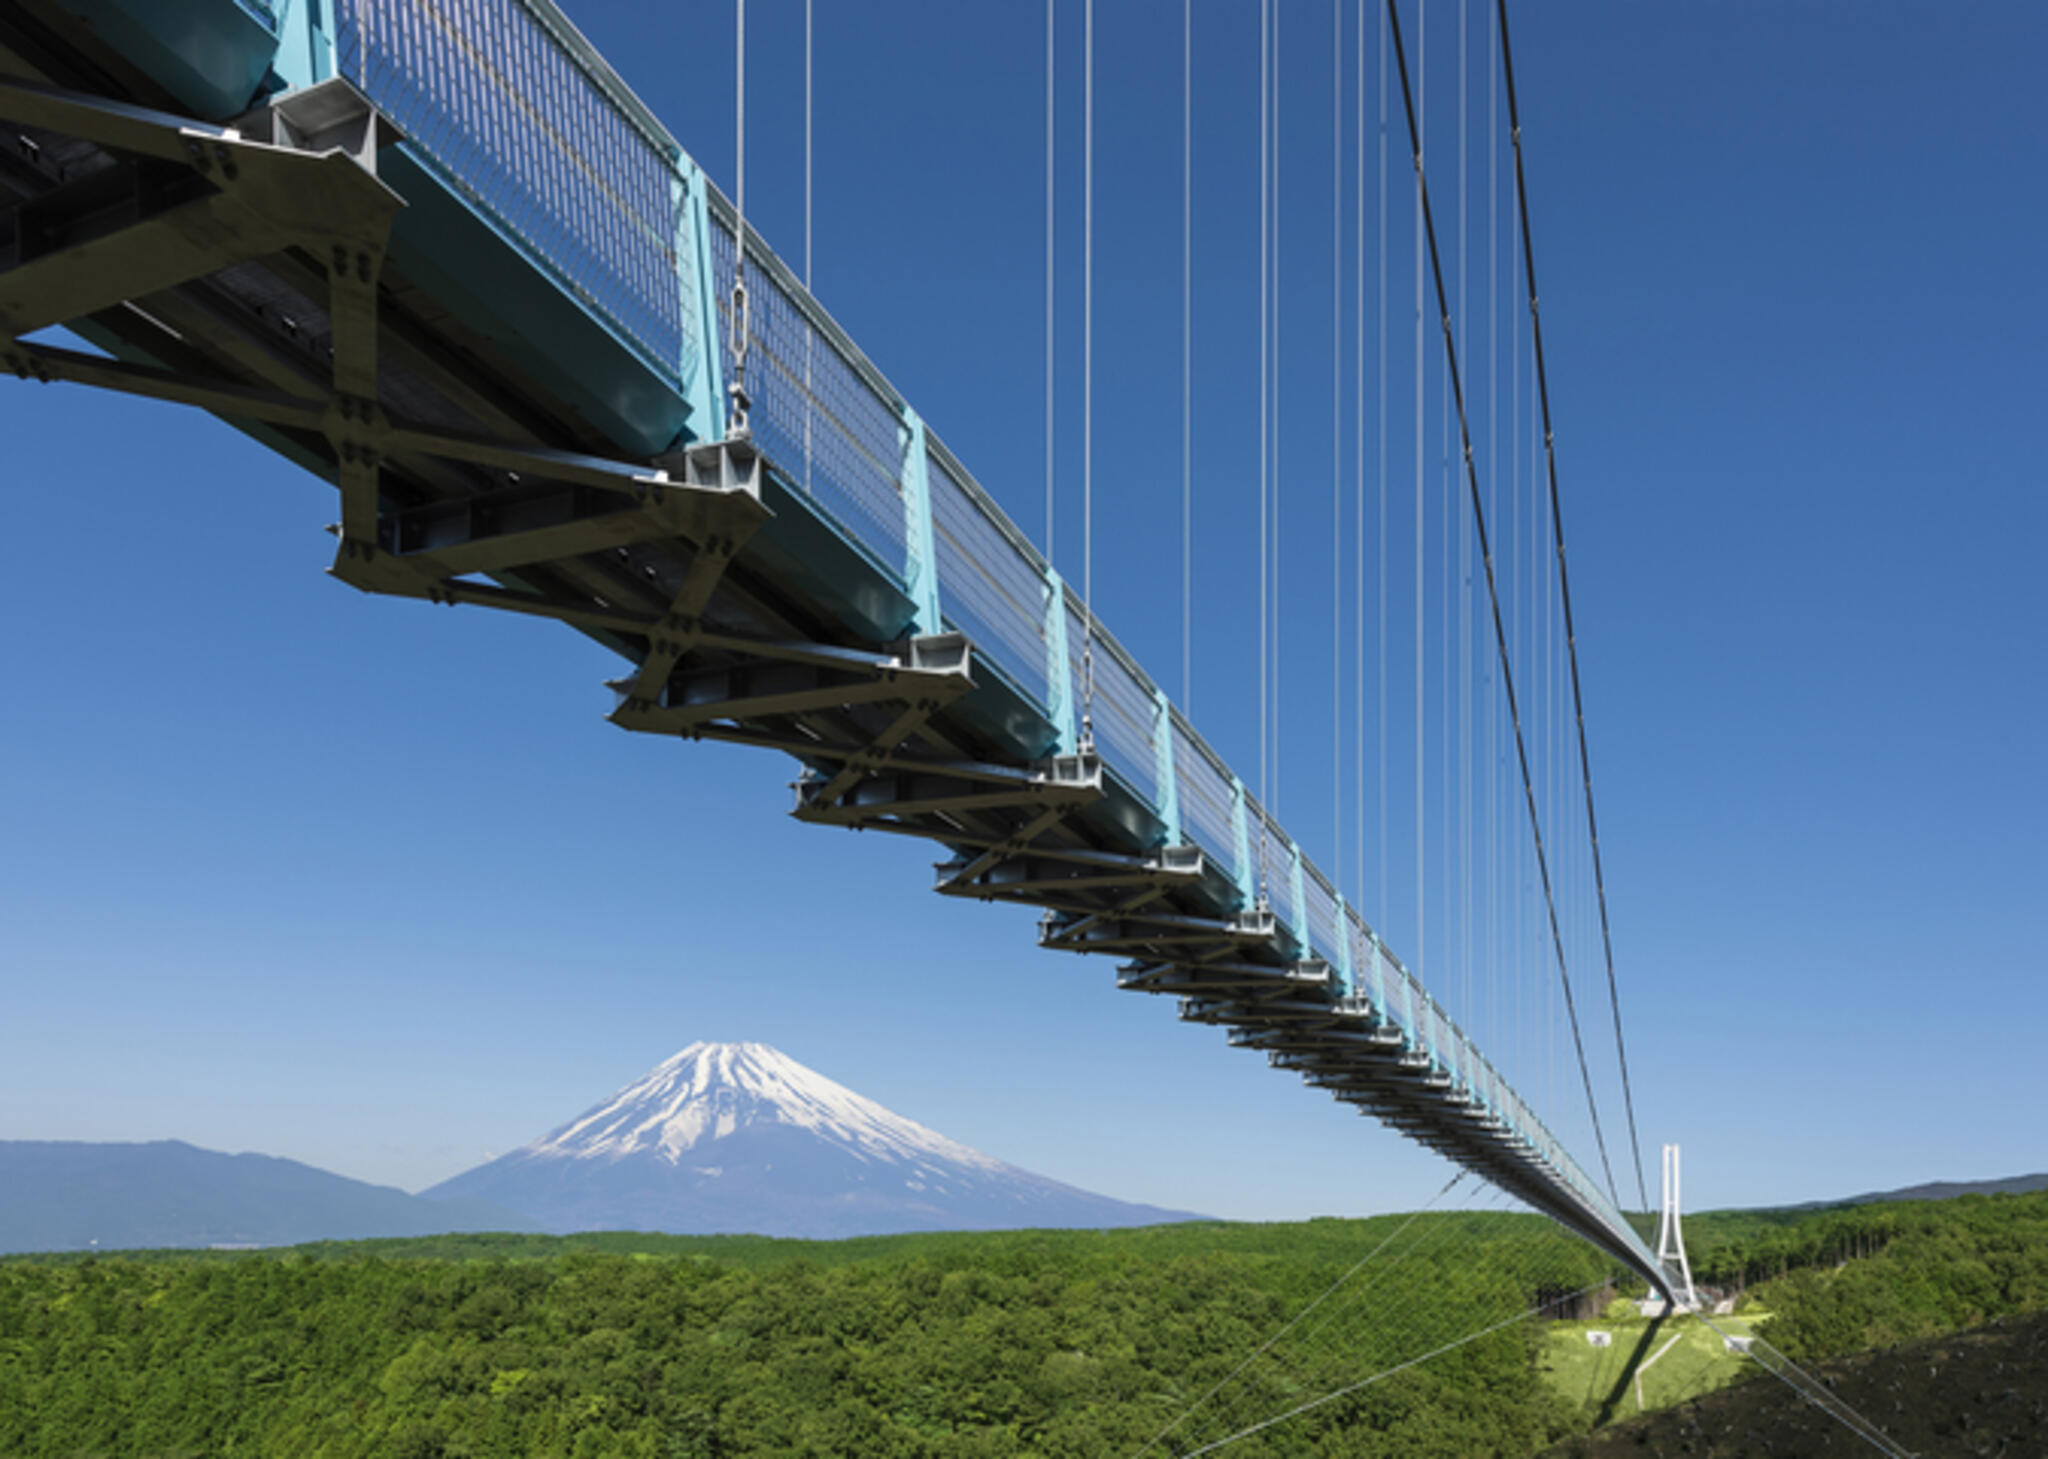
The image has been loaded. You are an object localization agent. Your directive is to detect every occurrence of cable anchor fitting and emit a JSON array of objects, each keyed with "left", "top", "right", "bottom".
[{"left": 726, "top": 274, "right": 753, "bottom": 440}]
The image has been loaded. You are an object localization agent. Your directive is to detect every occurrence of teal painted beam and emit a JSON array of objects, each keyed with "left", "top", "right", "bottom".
[
  {"left": 1152, "top": 689, "right": 1181, "bottom": 848},
  {"left": 675, "top": 156, "right": 725, "bottom": 443},
  {"left": 1044, "top": 569, "right": 1076, "bottom": 755},
  {"left": 1288, "top": 845, "right": 1307, "bottom": 953},
  {"left": 268, "top": 0, "right": 334, "bottom": 91},
  {"left": 1335, "top": 894, "right": 1356, "bottom": 996},
  {"left": 899, "top": 411, "right": 942, "bottom": 636},
  {"left": 1230, "top": 778, "right": 1257, "bottom": 911}
]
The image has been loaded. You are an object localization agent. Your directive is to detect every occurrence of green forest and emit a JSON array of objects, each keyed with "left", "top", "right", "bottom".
[{"left": 4, "top": 1190, "right": 2044, "bottom": 1458}]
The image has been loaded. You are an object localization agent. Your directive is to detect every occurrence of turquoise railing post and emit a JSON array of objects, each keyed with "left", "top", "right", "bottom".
[
  {"left": 1336, "top": 897, "right": 1356, "bottom": 996},
  {"left": 1152, "top": 690, "right": 1181, "bottom": 846},
  {"left": 900, "top": 410, "right": 942, "bottom": 634},
  {"left": 676, "top": 156, "right": 725, "bottom": 442},
  {"left": 1229, "top": 778, "right": 1257, "bottom": 911},
  {"left": 268, "top": 0, "right": 335, "bottom": 91},
  {"left": 1044, "top": 569, "right": 1076, "bottom": 755},
  {"left": 1288, "top": 846, "right": 1307, "bottom": 954}
]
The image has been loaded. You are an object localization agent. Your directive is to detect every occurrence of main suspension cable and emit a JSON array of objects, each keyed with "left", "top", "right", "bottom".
[
  {"left": 1496, "top": 0, "right": 1649, "bottom": 1214},
  {"left": 1386, "top": 0, "right": 1621, "bottom": 1210}
]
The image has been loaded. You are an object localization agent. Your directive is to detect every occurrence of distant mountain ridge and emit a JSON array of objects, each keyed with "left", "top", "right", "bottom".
[
  {"left": 0, "top": 1140, "right": 535, "bottom": 1255},
  {"left": 426, "top": 1041, "right": 1205, "bottom": 1238},
  {"left": 1798, "top": 1172, "right": 2048, "bottom": 1210}
]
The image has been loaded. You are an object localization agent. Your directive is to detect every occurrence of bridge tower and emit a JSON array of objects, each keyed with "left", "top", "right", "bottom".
[{"left": 1654, "top": 1143, "right": 1699, "bottom": 1308}]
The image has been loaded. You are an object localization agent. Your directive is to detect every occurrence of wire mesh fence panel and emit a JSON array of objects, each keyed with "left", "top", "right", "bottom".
[
  {"left": 1384, "top": 947, "right": 1423, "bottom": 1047},
  {"left": 1173, "top": 718, "right": 1238, "bottom": 880},
  {"left": 1092, "top": 639, "right": 1160, "bottom": 810},
  {"left": 927, "top": 450, "right": 1049, "bottom": 709},
  {"left": 708, "top": 215, "right": 909, "bottom": 575},
  {"left": 1302, "top": 865, "right": 1342, "bottom": 971},
  {"left": 333, "top": 0, "right": 694, "bottom": 389}
]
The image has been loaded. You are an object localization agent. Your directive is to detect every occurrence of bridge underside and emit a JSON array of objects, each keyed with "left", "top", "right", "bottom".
[{"left": 0, "top": 0, "right": 1666, "bottom": 1295}]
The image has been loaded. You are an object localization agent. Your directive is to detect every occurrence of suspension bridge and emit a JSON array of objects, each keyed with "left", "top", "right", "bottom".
[
  {"left": 2, "top": 0, "right": 1661, "bottom": 1296},
  {"left": 2, "top": 1, "right": 1907, "bottom": 1449}
]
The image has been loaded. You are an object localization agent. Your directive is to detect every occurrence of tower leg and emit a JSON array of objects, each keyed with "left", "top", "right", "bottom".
[{"left": 1655, "top": 1143, "right": 1699, "bottom": 1309}]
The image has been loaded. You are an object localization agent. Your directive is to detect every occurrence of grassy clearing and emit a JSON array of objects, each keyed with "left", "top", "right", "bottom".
[{"left": 1538, "top": 1300, "right": 1769, "bottom": 1428}]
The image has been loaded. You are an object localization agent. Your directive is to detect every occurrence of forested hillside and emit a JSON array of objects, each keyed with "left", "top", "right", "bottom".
[
  {"left": 4, "top": 1191, "right": 2044, "bottom": 1457},
  {"left": 0, "top": 1215, "right": 1604, "bottom": 1458}
]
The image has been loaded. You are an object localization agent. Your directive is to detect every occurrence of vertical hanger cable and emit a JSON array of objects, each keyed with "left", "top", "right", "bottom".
[
  {"left": 1045, "top": 0, "right": 1055, "bottom": 557},
  {"left": 727, "top": 0, "right": 750, "bottom": 436},
  {"left": 1081, "top": 0, "right": 1096, "bottom": 750}
]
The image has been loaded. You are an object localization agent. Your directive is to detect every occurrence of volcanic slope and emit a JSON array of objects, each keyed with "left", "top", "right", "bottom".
[{"left": 426, "top": 1042, "right": 1203, "bottom": 1238}]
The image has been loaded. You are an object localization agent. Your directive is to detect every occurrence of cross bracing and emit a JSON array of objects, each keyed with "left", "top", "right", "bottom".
[{"left": 0, "top": 0, "right": 1668, "bottom": 1294}]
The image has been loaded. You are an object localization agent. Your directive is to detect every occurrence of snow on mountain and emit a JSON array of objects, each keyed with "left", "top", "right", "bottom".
[
  {"left": 425, "top": 1042, "right": 1205, "bottom": 1239},
  {"left": 527, "top": 1041, "right": 1003, "bottom": 1173}
]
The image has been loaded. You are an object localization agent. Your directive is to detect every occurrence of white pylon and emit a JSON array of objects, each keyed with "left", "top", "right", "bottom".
[{"left": 1654, "top": 1143, "right": 1698, "bottom": 1309}]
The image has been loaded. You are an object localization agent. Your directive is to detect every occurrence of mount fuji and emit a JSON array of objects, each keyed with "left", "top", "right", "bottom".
[{"left": 424, "top": 1042, "right": 1204, "bottom": 1238}]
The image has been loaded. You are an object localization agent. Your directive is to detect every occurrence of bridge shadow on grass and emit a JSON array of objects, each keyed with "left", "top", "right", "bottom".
[{"left": 1594, "top": 1313, "right": 1667, "bottom": 1428}]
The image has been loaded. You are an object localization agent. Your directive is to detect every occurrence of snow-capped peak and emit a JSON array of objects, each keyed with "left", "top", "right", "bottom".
[{"left": 519, "top": 1042, "right": 1005, "bottom": 1172}]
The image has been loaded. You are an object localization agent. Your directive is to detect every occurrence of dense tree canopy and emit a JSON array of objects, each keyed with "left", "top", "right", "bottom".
[{"left": 3, "top": 1192, "right": 2042, "bottom": 1456}]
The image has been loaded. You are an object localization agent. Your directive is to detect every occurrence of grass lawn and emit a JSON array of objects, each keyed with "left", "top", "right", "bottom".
[{"left": 1538, "top": 1299, "right": 1771, "bottom": 1428}]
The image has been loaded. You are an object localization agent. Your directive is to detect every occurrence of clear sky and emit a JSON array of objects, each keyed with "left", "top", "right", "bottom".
[{"left": 2, "top": 2, "right": 2042, "bottom": 1224}]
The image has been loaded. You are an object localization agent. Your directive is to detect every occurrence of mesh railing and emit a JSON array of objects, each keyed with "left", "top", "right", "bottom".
[
  {"left": 709, "top": 214, "right": 907, "bottom": 572},
  {"left": 332, "top": 0, "right": 695, "bottom": 390},
  {"left": 1303, "top": 866, "right": 1341, "bottom": 970},
  {"left": 928, "top": 448, "right": 1049, "bottom": 708},
  {"left": 1173, "top": 719, "right": 1237, "bottom": 878},
  {"left": 1090, "top": 641, "right": 1159, "bottom": 806}
]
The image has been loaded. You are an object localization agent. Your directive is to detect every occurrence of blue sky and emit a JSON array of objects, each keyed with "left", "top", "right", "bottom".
[{"left": 2, "top": 1, "right": 2042, "bottom": 1223}]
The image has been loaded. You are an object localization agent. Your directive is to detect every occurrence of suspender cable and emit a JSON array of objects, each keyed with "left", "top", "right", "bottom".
[
  {"left": 801, "top": 0, "right": 812, "bottom": 493},
  {"left": 1080, "top": 0, "right": 1096, "bottom": 750},
  {"left": 1412, "top": 0, "right": 1425, "bottom": 985},
  {"left": 1183, "top": 0, "right": 1193, "bottom": 714},
  {"left": 1457, "top": 0, "right": 1471, "bottom": 1076},
  {"left": 1497, "top": 0, "right": 1649, "bottom": 1213},
  {"left": 1257, "top": 0, "right": 1271, "bottom": 899},
  {"left": 1261, "top": 0, "right": 1277, "bottom": 827},
  {"left": 1486, "top": 0, "right": 1499, "bottom": 1068},
  {"left": 727, "top": 0, "right": 750, "bottom": 437},
  {"left": 1044, "top": 0, "right": 1055, "bottom": 557},
  {"left": 1376, "top": 0, "right": 1388, "bottom": 936},
  {"left": 1356, "top": 0, "right": 1369, "bottom": 914},
  {"left": 1332, "top": 0, "right": 1343, "bottom": 890},
  {"left": 803, "top": 0, "right": 811, "bottom": 288},
  {"left": 1387, "top": 0, "right": 1622, "bottom": 1209}
]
